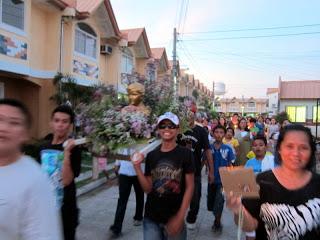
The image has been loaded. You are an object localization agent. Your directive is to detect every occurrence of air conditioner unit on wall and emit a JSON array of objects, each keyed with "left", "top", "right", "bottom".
[{"left": 101, "top": 44, "right": 113, "bottom": 55}]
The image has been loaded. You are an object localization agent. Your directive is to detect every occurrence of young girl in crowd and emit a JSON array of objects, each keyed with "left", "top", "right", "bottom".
[
  {"left": 255, "top": 116, "right": 265, "bottom": 136},
  {"left": 223, "top": 127, "right": 239, "bottom": 158},
  {"left": 267, "top": 117, "right": 279, "bottom": 140},
  {"left": 219, "top": 117, "right": 227, "bottom": 128},
  {"left": 235, "top": 118, "right": 251, "bottom": 166},
  {"left": 227, "top": 124, "right": 320, "bottom": 240},
  {"left": 208, "top": 118, "right": 219, "bottom": 144}
]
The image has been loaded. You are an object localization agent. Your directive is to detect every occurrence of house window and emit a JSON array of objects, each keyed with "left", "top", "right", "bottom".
[
  {"left": 248, "top": 102, "right": 256, "bottom": 108},
  {"left": 313, "top": 106, "right": 320, "bottom": 123},
  {"left": 0, "top": 0, "right": 24, "bottom": 30},
  {"left": 286, "top": 106, "right": 306, "bottom": 123},
  {"left": 121, "top": 50, "right": 133, "bottom": 74},
  {"left": 0, "top": 82, "right": 4, "bottom": 98},
  {"left": 75, "top": 23, "right": 97, "bottom": 59},
  {"left": 146, "top": 67, "right": 156, "bottom": 81}
]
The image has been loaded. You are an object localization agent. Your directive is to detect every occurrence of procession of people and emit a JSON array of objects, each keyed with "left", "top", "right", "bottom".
[{"left": 1, "top": 92, "right": 319, "bottom": 240}]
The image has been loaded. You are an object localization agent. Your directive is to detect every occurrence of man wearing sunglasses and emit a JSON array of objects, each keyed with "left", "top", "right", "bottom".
[{"left": 132, "top": 112, "right": 194, "bottom": 239}]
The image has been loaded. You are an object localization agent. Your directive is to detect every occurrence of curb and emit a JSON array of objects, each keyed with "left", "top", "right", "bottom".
[
  {"left": 77, "top": 178, "right": 107, "bottom": 197},
  {"left": 77, "top": 172, "right": 117, "bottom": 197}
]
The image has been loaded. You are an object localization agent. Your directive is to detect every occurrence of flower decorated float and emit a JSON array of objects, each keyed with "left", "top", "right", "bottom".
[{"left": 76, "top": 73, "right": 193, "bottom": 179}]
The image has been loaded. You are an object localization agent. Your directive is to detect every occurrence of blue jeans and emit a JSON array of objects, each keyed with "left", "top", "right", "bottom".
[{"left": 143, "top": 217, "right": 187, "bottom": 240}]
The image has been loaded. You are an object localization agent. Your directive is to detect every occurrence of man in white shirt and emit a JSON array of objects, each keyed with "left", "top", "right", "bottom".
[
  {"left": 109, "top": 159, "right": 144, "bottom": 237},
  {"left": 0, "top": 98, "right": 62, "bottom": 240}
]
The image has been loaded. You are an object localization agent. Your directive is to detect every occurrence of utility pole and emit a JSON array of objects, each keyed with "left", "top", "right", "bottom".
[{"left": 172, "top": 28, "right": 178, "bottom": 102}]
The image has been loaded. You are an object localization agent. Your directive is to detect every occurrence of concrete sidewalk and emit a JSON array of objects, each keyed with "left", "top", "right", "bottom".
[{"left": 77, "top": 172, "right": 242, "bottom": 240}]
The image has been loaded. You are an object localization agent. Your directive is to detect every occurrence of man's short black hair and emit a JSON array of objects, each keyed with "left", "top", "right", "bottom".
[
  {"left": 0, "top": 98, "right": 32, "bottom": 129},
  {"left": 213, "top": 124, "right": 226, "bottom": 133},
  {"left": 253, "top": 134, "right": 267, "bottom": 146},
  {"left": 249, "top": 118, "right": 256, "bottom": 123},
  {"left": 226, "top": 127, "right": 235, "bottom": 135},
  {"left": 52, "top": 105, "right": 75, "bottom": 124}
]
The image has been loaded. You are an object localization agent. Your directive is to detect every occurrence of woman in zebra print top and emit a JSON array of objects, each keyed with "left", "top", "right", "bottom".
[{"left": 226, "top": 124, "right": 320, "bottom": 240}]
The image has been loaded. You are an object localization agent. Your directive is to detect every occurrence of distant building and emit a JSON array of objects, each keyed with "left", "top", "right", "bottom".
[
  {"left": 215, "top": 97, "right": 268, "bottom": 116},
  {"left": 279, "top": 80, "right": 320, "bottom": 124},
  {"left": 266, "top": 88, "right": 279, "bottom": 116}
]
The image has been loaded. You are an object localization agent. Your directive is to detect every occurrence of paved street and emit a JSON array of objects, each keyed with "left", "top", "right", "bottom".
[{"left": 77, "top": 171, "right": 242, "bottom": 240}]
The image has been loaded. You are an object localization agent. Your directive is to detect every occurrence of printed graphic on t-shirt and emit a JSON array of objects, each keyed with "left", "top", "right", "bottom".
[
  {"left": 40, "top": 149, "right": 64, "bottom": 208},
  {"left": 179, "top": 134, "right": 198, "bottom": 152},
  {"left": 151, "top": 161, "right": 182, "bottom": 196},
  {"left": 220, "top": 148, "right": 229, "bottom": 160},
  {"left": 260, "top": 198, "right": 320, "bottom": 240}
]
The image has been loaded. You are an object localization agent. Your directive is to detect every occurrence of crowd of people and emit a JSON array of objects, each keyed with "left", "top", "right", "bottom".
[{"left": 0, "top": 98, "right": 319, "bottom": 240}]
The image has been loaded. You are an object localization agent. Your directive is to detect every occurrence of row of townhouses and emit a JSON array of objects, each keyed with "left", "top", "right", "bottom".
[
  {"left": 0, "top": 0, "right": 213, "bottom": 138},
  {"left": 215, "top": 97, "right": 268, "bottom": 116}
]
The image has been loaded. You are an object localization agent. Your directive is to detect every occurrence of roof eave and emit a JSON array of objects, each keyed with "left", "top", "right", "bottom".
[
  {"left": 51, "top": 0, "right": 70, "bottom": 9},
  {"left": 103, "top": 0, "right": 121, "bottom": 39},
  {"left": 75, "top": 0, "right": 121, "bottom": 40},
  {"left": 141, "top": 29, "right": 152, "bottom": 58}
]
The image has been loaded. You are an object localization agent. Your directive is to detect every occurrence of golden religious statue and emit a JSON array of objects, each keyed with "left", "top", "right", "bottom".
[{"left": 121, "top": 82, "right": 150, "bottom": 116}]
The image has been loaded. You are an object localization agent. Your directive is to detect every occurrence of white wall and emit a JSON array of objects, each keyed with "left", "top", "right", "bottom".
[
  {"left": 308, "top": 125, "right": 320, "bottom": 138},
  {"left": 267, "top": 92, "right": 278, "bottom": 116}
]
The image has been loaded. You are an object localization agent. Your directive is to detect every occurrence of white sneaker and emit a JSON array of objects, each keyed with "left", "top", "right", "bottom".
[{"left": 186, "top": 222, "right": 196, "bottom": 230}]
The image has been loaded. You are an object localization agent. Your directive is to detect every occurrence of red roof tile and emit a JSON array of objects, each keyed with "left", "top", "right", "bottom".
[
  {"left": 267, "top": 88, "right": 278, "bottom": 95},
  {"left": 121, "top": 28, "right": 144, "bottom": 43},
  {"left": 151, "top": 48, "right": 169, "bottom": 70},
  {"left": 75, "top": 0, "right": 120, "bottom": 38},
  {"left": 151, "top": 48, "right": 165, "bottom": 60},
  {"left": 77, "top": 0, "right": 102, "bottom": 14},
  {"left": 280, "top": 80, "right": 320, "bottom": 99}
]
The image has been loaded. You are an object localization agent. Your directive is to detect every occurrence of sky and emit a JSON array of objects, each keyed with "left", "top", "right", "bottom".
[{"left": 110, "top": 0, "right": 320, "bottom": 98}]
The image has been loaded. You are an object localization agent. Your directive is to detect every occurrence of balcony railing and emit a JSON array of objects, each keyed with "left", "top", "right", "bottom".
[{"left": 245, "top": 107, "right": 257, "bottom": 112}]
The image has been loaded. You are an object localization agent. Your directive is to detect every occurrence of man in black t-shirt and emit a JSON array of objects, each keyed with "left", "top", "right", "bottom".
[
  {"left": 38, "top": 105, "right": 81, "bottom": 240},
  {"left": 132, "top": 112, "right": 194, "bottom": 239},
  {"left": 177, "top": 111, "right": 214, "bottom": 229}
]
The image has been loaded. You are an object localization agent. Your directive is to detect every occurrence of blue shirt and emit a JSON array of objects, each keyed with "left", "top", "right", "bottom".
[
  {"left": 211, "top": 143, "right": 235, "bottom": 185},
  {"left": 244, "top": 158, "right": 262, "bottom": 174},
  {"left": 245, "top": 155, "right": 276, "bottom": 174}
]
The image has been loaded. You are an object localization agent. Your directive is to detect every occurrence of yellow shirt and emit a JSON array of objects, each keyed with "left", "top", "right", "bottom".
[
  {"left": 247, "top": 151, "right": 273, "bottom": 159},
  {"left": 223, "top": 138, "right": 239, "bottom": 148}
]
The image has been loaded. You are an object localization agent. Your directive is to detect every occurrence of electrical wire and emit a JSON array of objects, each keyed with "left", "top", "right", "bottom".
[
  {"left": 177, "top": 0, "right": 186, "bottom": 31},
  {"left": 183, "top": 23, "right": 320, "bottom": 34},
  {"left": 178, "top": 41, "right": 210, "bottom": 81},
  {"left": 180, "top": 0, "right": 189, "bottom": 38},
  {"left": 182, "top": 31, "right": 320, "bottom": 41}
]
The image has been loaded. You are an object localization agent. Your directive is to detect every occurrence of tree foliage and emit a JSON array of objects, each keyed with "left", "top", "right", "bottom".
[
  {"left": 50, "top": 72, "right": 93, "bottom": 107},
  {"left": 192, "top": 89, "right": 199, "bottom": 100},
  {"left": 275, "top": 111, "right": 289, "bottom": 124}
]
